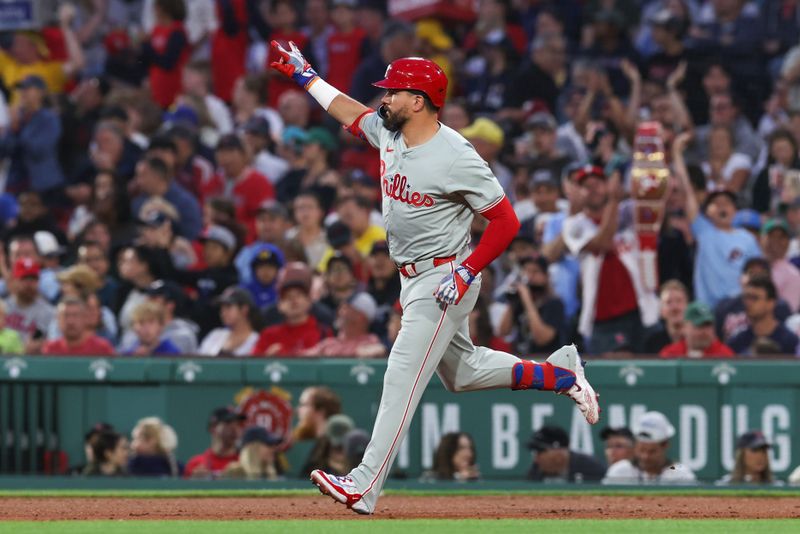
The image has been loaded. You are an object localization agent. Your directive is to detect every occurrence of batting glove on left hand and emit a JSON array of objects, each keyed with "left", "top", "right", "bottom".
[
  {"left": 269, "top": 40, "right": 318, "bottom": 89},
  {"left": 434, "top": 265, "right": 475, "bottom": 306}
]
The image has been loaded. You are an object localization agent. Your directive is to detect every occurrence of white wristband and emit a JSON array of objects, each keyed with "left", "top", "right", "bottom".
[{"left": 307, "top": 77, "right": 341, "bottom": 111}]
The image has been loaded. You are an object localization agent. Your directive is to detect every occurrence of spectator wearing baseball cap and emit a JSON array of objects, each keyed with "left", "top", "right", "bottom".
[
  {"left": 318, "top": 196, "right": 384, "bottom": 279},
  {"left": 304, "top": 292, "right": 386, "bottom": 358},
  {"left": 4, "top": 258, "right": 54, "bottom": 351},
  {"left": 673, "top": 136, "right": 762, "bottom": 308},
  {"left": 563, "top": 164, "right": 656, "bottom": 354},
  {"left": 728, "top": 276, "right": 799, "bottom": 355},
  {"left": 460, "top": 118, "right": 514, "bottom": 202},
  {"left": 144, "top": 280, "right": 198, "bottom": 354},
  {"left": 242, "top": 116, "right": 290, "bottom": 184},
  {"left": 600, "top": 427, "right": 635, "bottom": 467},
  {"left": 184, "top": 407, "right": 246, "bottom": 479},
  {"left": 242, "top": 244, "right": 285, "bottom": 310},
  {"left": 760, "top": 218, "right": 800, "bottom": 312},
  {"left": 198, "top": 287, "right": 261, "bottom": 357},
  {"left": 174, "top": 225, "right": 240, "bottom": 337},
  {"left": 659, "top": 301, "right": 734, "bottom": 358},
  {"left": 718, "top": 430, "right": 777, "bottom": 486},
  {"left": 603, "top": 411, "right": 696, "bottom": 484},
  {"left": 206, "top": 134, "right": 276, "bottom": 241},
  {"left": 222, "top": 425, "right": 285, "bottom": 480},
  {"left": 526, "top": 425, "right": 606, "bottom": 482},
  {"left": 302, "top": 414, "right": 360, "bottom": 477},
  {"left": 252, "top": 262, "right": 332, "bottom": 356},
  {"left": 518, "top": 112, "right": 573, "bottom": 183}
]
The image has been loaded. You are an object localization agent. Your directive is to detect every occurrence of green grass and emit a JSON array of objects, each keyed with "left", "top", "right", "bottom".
[
  {"left": 0, "top": 520, "right": 796, "bottom": 534},
  {"left": 0, "top": 487, "right": 799, "bottom": 498}
]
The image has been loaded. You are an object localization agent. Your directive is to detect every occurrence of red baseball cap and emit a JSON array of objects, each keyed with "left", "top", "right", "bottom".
[
  {"left": 13, "top": 258, "right": 40, "bottom": 279},
  {"left": 573, "top": 165, "right": 606, "bottom": 184}
]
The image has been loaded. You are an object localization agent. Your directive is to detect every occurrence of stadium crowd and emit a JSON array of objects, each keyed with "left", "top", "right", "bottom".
[
  {"left": 77, "top": 388, "right": 800, "bottom": 484},
  {"left": 3, "top": 0, "right": 800, "bottom": 358}
]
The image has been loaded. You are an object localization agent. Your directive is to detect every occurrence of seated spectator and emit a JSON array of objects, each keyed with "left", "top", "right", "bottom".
[
  {"left": 751, "top": 129, "right": 800, "bottom": 214},
  {"left": 425, "top": 432, "right": 480, "bottom": 482},
  {"left": 304, "top": 292, "right": 386, "bottom": 358},
  {"left": 253, "top": 263, "right": 332, "bottom": 356},
  {"left": 659, "top": 302, "right": 734, "bottom": 359},
  {"left": 131, "top": 156, "right": 202, "bottom": 240},
  {"left": 700, "top": 126, "right": 751, "bottom": 193},
  {"left": 242, "top": 245, "right": 284, "bottom": 311},
  {"left": 470, "top": 295, "right": 512, "bottom": 353},
  {"left": 0, "top": 76, "right": 65, "bottom": 196},
  {"left": 603, "top": 411, "right": 696, "bottom": 484},
  {"left": 728, "top": 277, "right": 800, "bottom": 355},
  {"left": 301, "top": 414, "right": 358, "bottom": 477},
  {"left": 715, "top": 258, "right": 792, "bottom": 343},
  {"left": 527, "top": 425, "right": 606, "bottom": 483},
  {"left": 498, "top": 255, "right": 565, "bottom": 356},
  {"left": 293, "top": 386, "right": 342, "bottom": 441},
  {"left": 122, "top": 301, "right": 181, "bottom": 356},
  {"left": 600, "top": 427, "right": 635, "bottom": 467},
  {"left": 318, "top": 195, "right": 385, "bottom": 273},
  {"left": 72, "top": 422, "right": 114, "bottom": 475},
  {"left": 223, "top": 426, "right": 284, "bottom": 480},
  {"left": 42, "top": 297, "right": 115, "bottom": 356},
  {"left": 0, "top": 300, "right": 23, "bottom": 354},
  {"left": 199, "top": 287, "right": 261, "bottom": 357},
  {"left": 114, "top": 246, "right": 160, "bottom": 343},
  {"left": 760, "top": 219, "right": 800, "bottom": 312},
  {"left": 643, "top": 280, "right": 689, "bottom": 354},
  {"left": 184, "top": 407, "right": 245, "bottom": 479},
  {"left": 144, "top": 280, "right": 198, "bottom": 354},
  {"left": 83, "top": 430, "right": 128, "bottom": 477},
  {"left": 235, "top": 200, "right": 304, "bottom": 284},
  {"left": 242, "top": 116, "right": 289, "bottom": 185},
  {"left": 366, "top": 241, "right": 401, "bottom": 334},
  {"left": 460, "top": 118, "right": 513, "bottom": 201},
  {"left": 206, "top": 134, "right": 275, "bottom": 239},
  {"left": 174, "top": 225, "right": 240, "bottom": 336},
  {"left": 128, "top": 416, "right": 180, "bottom": 477},
  {"left": 673, "top": 132, "right": 761, "bottom": 308},
  {"left": 285, "top": 192, "right": 329, "bottom": 269},
  {"left": 0, "top": 233, "right": 61, "bottom": 304},
  {"left": 718, "top": 431, "right": 777, "bottom": 486},
  {"left": 50, "top": 264, "right": 118, "bottom": 343},
  {"left": 319, "top": 251, "right": 360, "bottom": 311},
  {"left": 4, "top": 258, "right": 54, "bottom": 353}
]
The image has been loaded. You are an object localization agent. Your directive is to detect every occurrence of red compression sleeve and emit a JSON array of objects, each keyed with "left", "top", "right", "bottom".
[{"left": 462, "top": 196, "right": 520, "bottom": 276}]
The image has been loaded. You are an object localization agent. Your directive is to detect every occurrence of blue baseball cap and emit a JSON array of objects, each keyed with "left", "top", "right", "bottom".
[{"left": 733, "top": 209, "right": 761, "bottom": 232}]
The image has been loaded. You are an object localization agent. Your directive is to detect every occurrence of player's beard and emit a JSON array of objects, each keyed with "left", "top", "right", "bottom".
[{"left": 381, "top": 105, "right": 409, "bottom": 132}]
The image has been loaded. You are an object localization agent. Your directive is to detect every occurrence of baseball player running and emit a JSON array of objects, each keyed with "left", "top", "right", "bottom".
[{"left": 270, "top": 42, "right": 600, "bottom": 515}]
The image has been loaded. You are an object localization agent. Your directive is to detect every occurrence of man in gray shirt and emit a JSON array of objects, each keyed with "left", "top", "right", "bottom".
[{"left": 4, "top": 258, "right": 55, "bottom": 353}]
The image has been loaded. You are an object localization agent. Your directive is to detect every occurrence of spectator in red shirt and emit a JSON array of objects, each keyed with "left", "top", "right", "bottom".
[
  {"left": 184, "top": 407, "right": 245, "bottom": 479},
  {"left": 140, "top": 0, "right": 190, "bottom": 108},
  {"left": 265, "top": 0, "right": 310, "bottom": 108},
  {"left": 304, "top": 292, "right": 386, "bottom": 358},
  {"left": 206, "top": 134, "right": 275, "bottom": 241},
  {"left": 42, "top": 296, "right": 115, "bottom": 356},
  {"left": 326, "top": 0, "right": 369, "bottom": 93},
  {"left": 210, "top": 0, "right": 248, "bottom": 103},
  {"left": 252, "top": 262, "right": 331, "bottom": 356},
  {"left": 660, "top": 302, "right": 735, "bottom": 359}
]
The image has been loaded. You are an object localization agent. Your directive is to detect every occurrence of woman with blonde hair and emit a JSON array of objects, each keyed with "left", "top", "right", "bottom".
[{"left": 128, "top": 416, "right": 181, "bottom": 477}]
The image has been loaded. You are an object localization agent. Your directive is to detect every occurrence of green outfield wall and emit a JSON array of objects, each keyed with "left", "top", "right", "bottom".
[{"left": 1, "top": 356, "right": 798, "bottom": 482}]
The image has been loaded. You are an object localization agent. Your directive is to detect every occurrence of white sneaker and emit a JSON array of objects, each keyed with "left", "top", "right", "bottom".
[
  {"left": 546, "top": 344, "right": 601, "bottom": 425},
  {"left": 310, "top": 469, "right": 371, "bottom": 515}
]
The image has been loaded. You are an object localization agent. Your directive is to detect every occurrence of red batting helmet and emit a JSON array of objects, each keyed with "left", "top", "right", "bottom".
[{"left": 372, "top": 57, "right": 448, "bottom": 108}]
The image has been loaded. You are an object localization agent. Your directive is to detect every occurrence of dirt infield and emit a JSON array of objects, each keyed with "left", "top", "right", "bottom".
[{"left": 1, "top": 495, "right": 799, "bottom": 520}]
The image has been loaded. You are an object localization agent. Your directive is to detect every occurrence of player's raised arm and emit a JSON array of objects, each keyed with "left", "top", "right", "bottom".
[{"left": 269, "top": 40, "right": 370, "bottom": 130}]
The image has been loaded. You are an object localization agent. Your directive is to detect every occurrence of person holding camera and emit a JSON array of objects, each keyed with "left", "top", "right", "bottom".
[{"left": 498, "top": 255, "right": 565, "bottom": 356}]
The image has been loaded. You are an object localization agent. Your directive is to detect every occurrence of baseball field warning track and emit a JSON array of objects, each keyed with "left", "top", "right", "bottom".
[{"left": 1, "top": 495, "right": 798, "bottom": 520}]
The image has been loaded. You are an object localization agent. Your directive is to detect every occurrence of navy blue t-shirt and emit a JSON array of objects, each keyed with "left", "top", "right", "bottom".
[{"left": 727, "top": 324, "right": 799, "bottom": 355}]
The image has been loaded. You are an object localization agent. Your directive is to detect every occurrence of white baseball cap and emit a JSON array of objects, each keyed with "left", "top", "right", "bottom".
[
  {"left": 633, "top": 411, "right": 675, "bottom": 443},
  {"left": 347, "top": 292, "right": 377, "bottom": 322}
]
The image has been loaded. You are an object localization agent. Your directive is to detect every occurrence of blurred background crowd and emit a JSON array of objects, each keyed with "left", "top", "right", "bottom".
[
  {"left": 77, "top": 387, "right": 800, "bottom": 484},
  {"left": 3, "top": 0, "right": 800, "bottom": 357}
]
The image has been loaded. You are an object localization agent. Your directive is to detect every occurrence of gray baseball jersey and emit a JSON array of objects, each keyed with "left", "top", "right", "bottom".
[{"left": 358, "top": 112, "right": 505, "bottom": 265}]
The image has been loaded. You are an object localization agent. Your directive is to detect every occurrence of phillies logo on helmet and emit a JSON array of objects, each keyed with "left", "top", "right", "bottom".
[{"left": 383, "top": 174, "right": 435, "bottom": 208}]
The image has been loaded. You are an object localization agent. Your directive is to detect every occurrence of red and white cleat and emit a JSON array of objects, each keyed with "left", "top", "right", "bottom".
[
  {"left": 310, "top": 469, "right": 371, "bottom": 515},
  {"left": 546, "top": 344, "right": 601, "bottom": 425}
]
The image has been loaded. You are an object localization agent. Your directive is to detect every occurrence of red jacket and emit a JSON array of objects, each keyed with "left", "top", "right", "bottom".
[
  {"left": 202, "top": 168, "right": 275, "bottom": 241},
  {"left": 211, "top": 0, "right": 248, "bottom": 102},
  {"left": 659, "top": 339, "right": 735, "bottom": 358},
  {"left": 253, "top": 316, "right": 330, "bottom": 356},
  {"left": 148, "top": 21, "right": 189, "bottom": 108}
]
